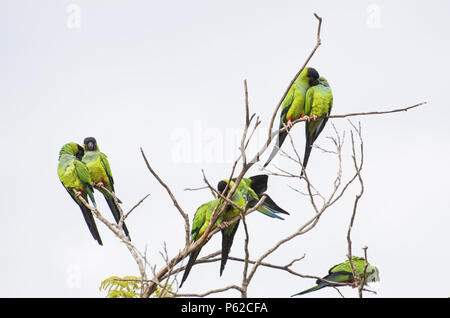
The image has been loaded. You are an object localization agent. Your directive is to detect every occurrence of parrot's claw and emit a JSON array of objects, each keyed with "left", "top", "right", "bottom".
[
  {"left": 72, "top": 189, "right": 82, "bottom": 197},
  {"left": 286, "top": 120, "right": 293, "bottom": 129},
  {"left": 94, "top": 181, "right": 105, "bottom": 187},
  {"left": 218, "top": 221, "right": 230, "bottom": 229},
  {"left": 311, "top": 114, "right": 318, "bottom": 121}
]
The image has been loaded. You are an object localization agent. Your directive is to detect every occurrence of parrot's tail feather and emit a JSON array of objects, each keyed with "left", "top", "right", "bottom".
[
  {"left": 257, "top": 206, "right": 285, "bottom": 219},
  {"left": 87, "top": 186, "right": 97, "bottom": 209},
  {"left": 262, "top": 195, "right": 290, "bottom": 215},
  {"left": 65, "top": 184, "right": 102, "bottom": 245},
  {"left": 180, "top": 248, "right": 202, "bottom": 288},
  {"left": 79, "top": 202, "right": 103, "bottom": 246},
  {"left": 301, "top": 131, "right": 314, "bottom": 176},
  {"left": 263, "top": 131, "right": 288, "bottom": 167},
  {"left": 291, "top": 284, "right": 325, "bottom": 297},
  {"left": 248, "top": 175, "right": 268, "bottom": 196},
  {"left": 220, "top": 222, "right": 240, "bottom": 276},
  {"left": 105, "top": 195, "right": 131, "bottom": 240}
]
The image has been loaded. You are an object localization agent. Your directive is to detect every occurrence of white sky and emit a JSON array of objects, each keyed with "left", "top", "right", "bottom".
[{"left": 0, "top": 0, "right": 449, "bottom": 298}]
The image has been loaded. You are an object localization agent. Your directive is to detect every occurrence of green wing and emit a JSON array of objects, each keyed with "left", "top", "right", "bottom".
[
  {"left": 191, "top": 205, "right": 207, "bottom": 243},
  {"left": 99, "top": 152, "right": 129, "bottom": 238},
  {"left": 180, "top": 199, "right": 219, "bottom": 288},
  {"left": 302, "top": 79, "right": 333, "bottom": 175},
  {"left": 191, "top": 199, "right": 219, "bottom": 243},
  {"left": 329, "top": 257, "right": 380, "bottom": 282},
  {"left": 304, "top": 86, "right": 314, "bottom": 116},
  {"left": 329, "top": 257, "right": 366, "bottom": 274},
  {"left": 73, "top": 159, "right": 96, "bottom": 207},
  {"left": 311, "top": 88, "right": 332, "bottom": 139},
  {"left": 280, "top": 87, "right": 295, "bottom": 126},
  {"left": 99, "top": 152, "right": 115, "bottom": 191}
]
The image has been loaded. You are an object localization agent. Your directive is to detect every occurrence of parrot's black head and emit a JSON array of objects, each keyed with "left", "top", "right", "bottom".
[
  {"left": 217, "top": 180, "right": 228, "bottom": 195},
  {"left": 76, "top": 144, "right": 85, "bottom": 161},
  {"left": 84, "top": 137, "right": 98, "bottom": 151},
  {"left": 307, "top": 67, "right": 320, "bottom": 86}
]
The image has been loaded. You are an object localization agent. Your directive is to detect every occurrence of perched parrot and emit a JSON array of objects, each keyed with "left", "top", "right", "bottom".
[
  {"left": 179, "top": 175, "right": 290, "bottom": 286},
  {"left": 179, "top": 198, "right": 228, "bottom": 288},
  {"left": 57, "top": 142, "right": 102, "bottom": 245},
  {"left": 301, "top": 76, "right": 333, "bottom": 175},
  {"left": 291, "top": 257, "right": 380, "bottom": 296},
  {"left": 264, "top": 67, "right": 320, "bottom": 167},
  {"left": 216, "top": 175, "right": 290, "bottom": 275},
  {"left": 82, "top": 137, "right": 130, "bottom": 239}
]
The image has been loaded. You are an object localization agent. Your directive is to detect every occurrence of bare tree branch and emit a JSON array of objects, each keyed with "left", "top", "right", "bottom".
[
  {"left": 76, "top": 193, "right": 148, "bottom": 286},
  {"left": 345, "top": 122, "right": 365, "bottom": 297}
]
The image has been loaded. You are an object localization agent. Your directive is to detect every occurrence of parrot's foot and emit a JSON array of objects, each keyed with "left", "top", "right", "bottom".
[
  {"left": 218, "top": 221, "right": 230, "bottom": 229},
  {"left": 301, "top": 114, "right": 311, "bottom": 122},
  {"left": 94, "top": 181, "right": 105, "bottom": 187},
  {"left": 311, "top": 114, "right": 318, "bottom": 121},
  {"left": 286, "top": 120, "right": 293, "bottom": 129},
  {"left": 72, "top": 189, "right": 82, "bottom": 197}
]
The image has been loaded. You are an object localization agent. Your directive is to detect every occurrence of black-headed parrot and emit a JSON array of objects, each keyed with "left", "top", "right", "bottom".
[
  {"left": 291, "top": 257, "right": 380, "bottom": 296},
  {"left": 301, "top": 76, "right": 333, "bottom": 175},
  {"left": 82, "top": 137, "right": 130, "bottom": 239},
  {"left": 264, "top": 67, "right": 320, "bottom": 167},
  {"left": 179, "top": 198, "right": 228, "bottom": 288},
  {"left": 57, "top": 142, "right": 102, "bottom": 245},
  {"left": 217, "top": 175, "right": 290, "bottom": 275}
]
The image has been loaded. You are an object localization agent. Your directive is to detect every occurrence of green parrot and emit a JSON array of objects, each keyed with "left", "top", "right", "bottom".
[
  {"left": 301, "top": 76, "right": 333, "bottom": 175},
  {"left": 291, "top": 257, "right": 380, "bottom": 296},
  {"left": 217, "top": 175, "right": 290, "bottom": 275},
  {"left": 179, "top": 198, "right": 229, "bottom": 288},
  {"left": 264, "top": 67, "right": 320, "bottom": 167},
  {"left": 82, "top": 137, "right": 130, "bottom": 239},
  {"left": 179, "top": 175, "right": 290, "bottom": 286},
  {"left": 57, "top": 142, "right": 102, "bottom": 245}
]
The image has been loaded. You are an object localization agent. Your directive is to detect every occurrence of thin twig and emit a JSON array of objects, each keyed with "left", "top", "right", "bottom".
[
  {"left": 345, "top": 122, "right": 365, "bottom": 297},
  {"left": 358, "top": 246, "right": 369, "bottom": 298},
  {"left": 173, "top": 285, "right": 244, "bottom": 298},
  {"left": 140, "top": 148, "right": 190, "bottom": 246},
  {"left": 240, "top": 206, "right": 250, "bottom": 298},
  {"left": 76, "top": 194, "right": 148, "bottom": 285},
  {"left": 125, "top": 193, "right": 151, "bottom": 220}
]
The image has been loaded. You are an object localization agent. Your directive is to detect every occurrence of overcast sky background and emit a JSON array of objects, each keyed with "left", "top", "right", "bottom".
[{"left": 0, "top": 1, "right": 449, "bottom": 298}]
